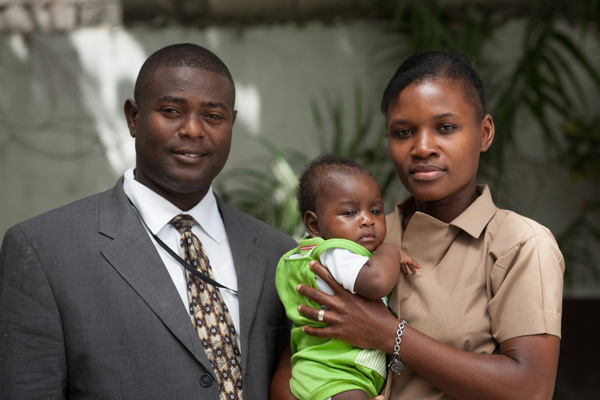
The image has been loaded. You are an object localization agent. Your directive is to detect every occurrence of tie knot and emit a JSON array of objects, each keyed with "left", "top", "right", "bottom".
[{"left": 170, "top": 214, "right": 196, "bottom": 233}]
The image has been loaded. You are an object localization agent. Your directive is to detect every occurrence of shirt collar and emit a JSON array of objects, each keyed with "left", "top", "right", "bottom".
[
  {"left": 449, "top": 185, "right": 497, "bottom": 239},
  {"left": 393, "top": 184, "right": 497, "bottom": 240},
  {"left": 386, "top": 185, "right": 498, "bottom": 269},
  {"left": 122, "top": 167, "right": 224, "bottom": 243}
]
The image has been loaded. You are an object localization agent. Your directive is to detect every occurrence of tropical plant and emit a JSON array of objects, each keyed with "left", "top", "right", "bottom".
[
  {"left": 376, "top": 0, "right": 600, "bottom": 287},
  {"left": 378, "top": 0, "right": 600, "bottom": 176},
  {"left": 218, "top": 0, "right": 600, "bottom": 288},
  {"left": 216, "top": 85, "right": 401, "bottom": 239},
  {"left": 556, "top": 116, "right": 600, "bottom": 288},
  {"left": 216, "top": 139, "right": 308, "bottom": 238},
  {"left": 310, "top": 85, "right": 402, "bottom": 206}
]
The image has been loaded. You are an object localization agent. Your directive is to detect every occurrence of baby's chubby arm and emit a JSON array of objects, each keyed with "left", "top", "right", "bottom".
[{"left": 353, "top": 244, "right": 420, "bottom": 299}]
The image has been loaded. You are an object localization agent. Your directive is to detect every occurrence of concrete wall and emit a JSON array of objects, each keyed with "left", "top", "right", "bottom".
[
  {"left": 0, "top": 21, "right": 400, "bottom": 229},
  {"left": 1, "top": 18, "right": 598, "bottom": 295}
]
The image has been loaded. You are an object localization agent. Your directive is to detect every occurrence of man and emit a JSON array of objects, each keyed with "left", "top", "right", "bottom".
[{"left": 0, "top": 43, "right": 296, "bottom": 399}]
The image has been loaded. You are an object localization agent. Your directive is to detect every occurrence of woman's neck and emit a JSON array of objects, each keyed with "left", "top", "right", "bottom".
[{"left": 411, "top": 187, "right": 479, "bottom": 224}]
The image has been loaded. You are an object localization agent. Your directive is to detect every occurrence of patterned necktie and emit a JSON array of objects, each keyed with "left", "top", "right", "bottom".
[{"left": 170, "top": 214, "right": 243, "bottom": 400}]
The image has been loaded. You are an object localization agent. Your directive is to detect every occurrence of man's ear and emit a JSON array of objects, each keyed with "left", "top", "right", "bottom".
[
  {"left": 480, "top": 114, "right": 495, "bottom": 152},
  {"left": 303, "top": 211, "right": 321, "bottom": 238},
  {"left": 124, "top": 99, "right": 139, "bottom": 138}
]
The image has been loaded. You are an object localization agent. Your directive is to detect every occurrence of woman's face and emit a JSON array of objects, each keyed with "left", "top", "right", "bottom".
[{"left": 386, "top": 78, "right": 494, "bottom": 209}]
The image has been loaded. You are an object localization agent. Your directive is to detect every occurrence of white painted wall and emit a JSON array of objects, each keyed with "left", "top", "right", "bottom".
[
  {"left": 0, "top": 21, "right": 400, "bottom": 231},
  {"left": 0, "top": 20, "right": 598, "bottom": 294}
]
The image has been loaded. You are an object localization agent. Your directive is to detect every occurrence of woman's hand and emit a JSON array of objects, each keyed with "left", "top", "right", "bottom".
[
  {"left": 297, "top": 262, "right": 560, "bottom": 400},
  {"left": 296, "top": 260, "right": 399, "bottom": 352}
]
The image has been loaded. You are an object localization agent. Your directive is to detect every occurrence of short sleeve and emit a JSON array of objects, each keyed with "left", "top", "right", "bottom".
[
  {"left": 488, "top": 233, "right": 565, "bottom": 343},
  {"left": 318, "top": 248, "right": 369, "bottom": 294}
]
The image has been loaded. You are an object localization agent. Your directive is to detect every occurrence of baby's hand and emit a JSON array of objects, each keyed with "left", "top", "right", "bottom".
[{"left": 398, "top": 249, "right": 420, "bottom": 274}]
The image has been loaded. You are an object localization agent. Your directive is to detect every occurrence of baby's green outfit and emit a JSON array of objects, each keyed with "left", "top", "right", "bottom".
[{"left": 275, "top": 236, "right": 387, "bottom": 400}]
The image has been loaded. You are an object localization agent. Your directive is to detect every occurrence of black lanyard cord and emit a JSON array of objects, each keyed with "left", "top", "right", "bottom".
[{"left": 127, "top": 199, "right": 238, "bottom": 294}]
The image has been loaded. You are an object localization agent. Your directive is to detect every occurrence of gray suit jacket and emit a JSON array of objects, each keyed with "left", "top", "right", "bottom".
[{"left": 0, "top": 179, "right": 296, "bottom": 399}]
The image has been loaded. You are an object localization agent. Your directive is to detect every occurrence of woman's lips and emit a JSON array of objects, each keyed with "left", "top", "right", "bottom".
[{"left": 410, "top": 165, "right": 445, "bottom": 181}]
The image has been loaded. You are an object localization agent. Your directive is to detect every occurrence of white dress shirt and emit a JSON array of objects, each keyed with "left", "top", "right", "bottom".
[{"left": 122, "top": 168, "right": 241, "bottom": 349}]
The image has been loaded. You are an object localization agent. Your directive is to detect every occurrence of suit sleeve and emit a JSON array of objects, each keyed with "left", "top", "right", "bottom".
[{"left": 0, "top": 226, "right": 67, "bottom": 399}]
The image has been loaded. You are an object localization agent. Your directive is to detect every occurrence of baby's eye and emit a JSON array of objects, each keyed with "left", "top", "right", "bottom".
[
  {"left": 370, "top": 209, "right": 382, "bottom": 215},
  {"left": 343, "top": 210, "right": 358, "bottom": 216}
]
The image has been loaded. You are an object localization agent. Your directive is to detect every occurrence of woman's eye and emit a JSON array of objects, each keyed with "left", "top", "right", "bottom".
[
  {"left": 439, "top": 124, "right": 455, "bottom": 132},
  {"left": 394, "top": 128, "right": 412, "bottom": 137}
]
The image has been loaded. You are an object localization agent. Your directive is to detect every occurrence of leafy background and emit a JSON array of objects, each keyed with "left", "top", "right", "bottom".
[{"left": 216, "top": 0, "right": 600, "bottom": 291}]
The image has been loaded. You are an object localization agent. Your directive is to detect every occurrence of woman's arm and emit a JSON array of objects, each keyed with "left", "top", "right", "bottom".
[
  {"left": 270, "top": 345, "right": 296, "bottom": 400},
  {"left": 297, "top": 261, "right": 560, "bottom": 400}
]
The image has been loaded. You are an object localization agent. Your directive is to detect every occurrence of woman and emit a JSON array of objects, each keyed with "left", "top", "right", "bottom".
[{"left": 275, "top": 51, "right": 564, "bottom": 400}]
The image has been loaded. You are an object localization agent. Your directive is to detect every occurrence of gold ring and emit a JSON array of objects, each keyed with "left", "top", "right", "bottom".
[{"left": 317, "top": 309, "right": 325, "bottom": 322}]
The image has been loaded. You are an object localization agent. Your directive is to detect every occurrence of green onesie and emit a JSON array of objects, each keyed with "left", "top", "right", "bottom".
[{"left": 276, "top": 236, "right": 387, "bottom": 400}]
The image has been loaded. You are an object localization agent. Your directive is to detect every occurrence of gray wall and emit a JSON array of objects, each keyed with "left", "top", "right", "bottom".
[
  {"left": 0, "top": 21, "right": 399, "bottom": 231},
  {"left": 1, "top": 19, "right": 598, "bottom": 295}
]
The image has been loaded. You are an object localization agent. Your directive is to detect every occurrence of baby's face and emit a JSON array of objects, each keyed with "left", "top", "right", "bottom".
[{"left": 314, "top": 172, "right": 386, "bottom": 252}]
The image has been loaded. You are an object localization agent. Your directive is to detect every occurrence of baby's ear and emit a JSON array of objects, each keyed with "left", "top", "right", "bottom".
[{"left": 304, "top": 211, "right": 321, "bottom": 238}]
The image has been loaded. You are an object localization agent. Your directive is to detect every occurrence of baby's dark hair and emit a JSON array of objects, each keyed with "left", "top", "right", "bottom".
[
  {"left": 297, "top": 154, "right": 373, "bottom": 217},
  {"left": 134, "top": 43, "right": 235, "bottom": 105},
  {"left": 380, "top": 51, "right": 486, "bottom": 121}
]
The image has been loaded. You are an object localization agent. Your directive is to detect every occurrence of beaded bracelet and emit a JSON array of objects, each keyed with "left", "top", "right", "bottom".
[{"left": 389, "top": 319, "right": 407, "bottom": 374}]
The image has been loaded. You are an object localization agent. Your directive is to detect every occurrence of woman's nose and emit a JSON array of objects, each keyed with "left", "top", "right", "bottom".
[{"left": 411, "top": 130, "right": 438, "bottom": 158}]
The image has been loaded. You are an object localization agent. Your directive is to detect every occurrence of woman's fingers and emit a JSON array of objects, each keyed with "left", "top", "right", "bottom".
[{"left": 309, "top": 260, "right": 344, "bottom": 293}]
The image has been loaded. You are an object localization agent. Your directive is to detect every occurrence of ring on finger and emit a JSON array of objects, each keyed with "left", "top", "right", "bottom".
[{"left": 317, "top": 309, "right": 325, "bottom": 322}]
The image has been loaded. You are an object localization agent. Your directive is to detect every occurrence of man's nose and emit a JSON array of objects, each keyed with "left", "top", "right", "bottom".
[{"left": 178, "top": 115, "right": 205, "bottom": 138}]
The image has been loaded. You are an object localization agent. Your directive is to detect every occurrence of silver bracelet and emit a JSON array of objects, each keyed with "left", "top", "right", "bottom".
[{"left": 389, "top": 319, "right": 407, "bottom": 374}]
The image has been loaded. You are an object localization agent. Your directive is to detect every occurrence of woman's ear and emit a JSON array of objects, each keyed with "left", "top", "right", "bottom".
[
  {"left": 304, "top": 211, "right": 321, "bottom": 238},
  {"left": 480, "top": 114, "right": 495, "bottom": 152}
]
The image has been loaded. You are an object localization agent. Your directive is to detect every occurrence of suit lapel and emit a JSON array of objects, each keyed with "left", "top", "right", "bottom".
[
  {"left": 97, "top": 181, "right": 214, "bottom": 374},
  {"left": 217, "top": 198, "right": 268, "bottom": 370}
]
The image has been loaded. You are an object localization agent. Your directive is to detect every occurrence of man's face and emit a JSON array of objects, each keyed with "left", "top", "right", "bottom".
[{"left": 124, "top": 66, "right": 236, "bottom": 210}]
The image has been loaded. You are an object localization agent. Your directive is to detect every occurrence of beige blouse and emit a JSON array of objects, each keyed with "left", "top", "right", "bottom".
[{"left": 384, "top": 185, "right": 564, "bottom": 400}]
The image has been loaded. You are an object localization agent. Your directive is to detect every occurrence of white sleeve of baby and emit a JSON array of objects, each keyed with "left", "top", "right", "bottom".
[{"left": 316, "top": 248, "right": 369, "bottom": 295}]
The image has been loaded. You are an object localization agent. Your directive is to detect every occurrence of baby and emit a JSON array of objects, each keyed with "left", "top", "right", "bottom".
[{"left": 276, "top": 154, "right": 419, "bottom": 400}]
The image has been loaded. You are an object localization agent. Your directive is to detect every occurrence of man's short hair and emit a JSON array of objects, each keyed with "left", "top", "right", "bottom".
[{"left": 134, "top": 43, "right": 235, "bottom": 105}]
